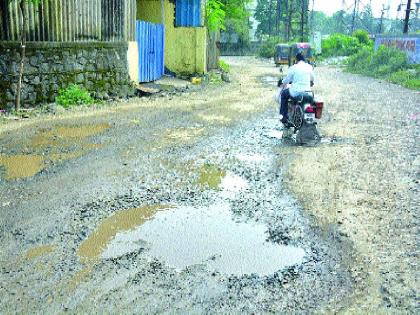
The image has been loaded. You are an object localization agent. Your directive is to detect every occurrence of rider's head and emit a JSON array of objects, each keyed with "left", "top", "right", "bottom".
[{"left": 296, "top": 52, "right": 305, "bottom": 62}]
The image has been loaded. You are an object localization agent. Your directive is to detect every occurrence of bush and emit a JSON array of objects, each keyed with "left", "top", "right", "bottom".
[
  {"left": 258, "top": 36, "right": 281, "bottom": 58},
  {"left": 56, "top": 85, "right": 94, "bottom": 108},
  {"left": 218, "top": 59, "right": 230, "bottom": 73},
  {"left": 322, "top": 33, "right": 360, "bottom": 57},
  {"left": 352, "top": 29, "right": 370, "bottom": 45},
  {"left": 347, "top": 45, "right": 408, "bottom": 77},
  {"left": 322, "top": 30, "right": 373, "bottom": 58},
  {"left": 346, "top": 45, "right": 418, "bottom": 90}
]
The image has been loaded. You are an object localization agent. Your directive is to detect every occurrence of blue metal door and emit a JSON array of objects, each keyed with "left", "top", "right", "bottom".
[{"left": 136, "top": 21, "right": 165, "bottom": 82}]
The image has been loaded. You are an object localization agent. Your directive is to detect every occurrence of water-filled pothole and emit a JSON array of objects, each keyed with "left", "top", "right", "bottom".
[
  {"left": 102, "top": 203, "right": 305, "bottom": 276},
  {"left": 235, "top": 154, "right": 267, "bottom": 163},
  {"left": 260, "top": 76, "right": 280, "bottom": 86}
]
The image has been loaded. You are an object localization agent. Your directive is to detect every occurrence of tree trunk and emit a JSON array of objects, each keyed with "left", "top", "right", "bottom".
[
  {"left": 287, "top": 0, "right": 292, "bottom": 41},
  {"left": 275, "top": 0, "right": 281, "bottom": 36},
  {"left": 268, "top": 0, "right": 273, "bottom": 36},
  {"left": 300, "top": 0, "right": 305, "bottom": 41},
  {"left": 284, "top": 0, "right": 288, "bottom": 41},
  {"left": 16, "top": 0, "right": 27, "bottom": 111}
]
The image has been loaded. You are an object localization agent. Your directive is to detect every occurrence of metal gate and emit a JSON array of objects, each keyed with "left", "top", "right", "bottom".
[{"left": 136, "top": 21, "right": 165, "bottom": 82}]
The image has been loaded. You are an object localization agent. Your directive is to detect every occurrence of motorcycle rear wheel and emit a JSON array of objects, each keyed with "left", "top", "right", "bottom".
[{"left": 292, "top": 106, "right": 304, "bottom": 130}]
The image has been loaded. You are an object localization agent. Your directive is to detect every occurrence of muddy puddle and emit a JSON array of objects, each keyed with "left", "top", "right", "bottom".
[
  {"left": 235, "top": 154, "right": 267, "bottom": 163},
  {"left": 31, "top": 124, "right": 111, "bottom": 148},
  {"left": 320, "top": 136, "right": 356, "bottom": 145},
  {"left": 265, "top": 129, "right": 284, "bottom": 140},
  {"left": 198, "top": 164, "right": 226, "bottom": 189},
  {"left": 197, "top": 113, "right": 232, "bottom": 124},
  {"left": 0, "top": 124, "right": 110, "bottom": 180},
  {"left": 0, "top": 154, "right": 44, "bottom": 180},
  {"left": 80, "top": 167, "right": 303, "bottom": 276},
  {"left": 102, "top": 203, "right": 305, "bottom": 276},
  {"left": 77, "top": 205, "right": 171, "bottom": 264},
  {"left": 25, "top": 245, "right": 55, "bottom": 260},
  {"left": 260, "top": 76, "right": 280, "bottom": 86}
]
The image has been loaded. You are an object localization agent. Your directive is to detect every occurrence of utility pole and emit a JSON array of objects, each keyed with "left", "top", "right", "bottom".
[
  {"left": 286, "top": 0, "right": 292, "bottom": 41},
  {"left": 301, "top": 0, "right": 306, "bottom": 41},
  {"left": 351, "top": 0, "right": 359, "bottom": 33},
  {"left": 275, "top": 0, "right": 282, "bottom": 36},
  {"left": 378, "top": 3, "right": 389, "bottom": 34},
  {"left": 403, "top": 0, "right": 412, "bottom": 33},
  {"left": 341, "top": 0, "right": 347, "bottom": 33},
  {"left": 268, "top": 0, "right": 273, "bottom": 36},
  {"left": 310, "top": 0, "right": 315, "bottom": 31}
]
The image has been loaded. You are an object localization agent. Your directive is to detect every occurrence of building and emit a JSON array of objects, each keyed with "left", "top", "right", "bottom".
[
  {"left": 0, "top": 0, "right": 212, "bottom": 109},
  {"left": 135, "top": 0, "right": 207, "bottom": 82},
  {"left": 0, "top": 0, "right": 137, "bottom": 109}
]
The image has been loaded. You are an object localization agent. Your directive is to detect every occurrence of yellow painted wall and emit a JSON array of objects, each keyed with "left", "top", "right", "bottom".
[
  {"left": 137, "top": 0, "right": 207, "bottom": 74},
  {"left": 127, "top": 41, "right": 139, "bottom": 82}
]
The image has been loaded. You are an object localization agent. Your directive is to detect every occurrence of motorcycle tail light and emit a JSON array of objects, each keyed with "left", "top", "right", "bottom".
[
  {"left": 315, "top": 101, "right": 324, "bottom": 118},
  {"left": 305, "top": 105, "right": 315, "bottom": 113}
]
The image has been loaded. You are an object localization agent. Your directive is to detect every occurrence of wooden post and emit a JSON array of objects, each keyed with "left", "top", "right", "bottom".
[{"left": 16, "top": 0, "right": 27, "bottom": 111}]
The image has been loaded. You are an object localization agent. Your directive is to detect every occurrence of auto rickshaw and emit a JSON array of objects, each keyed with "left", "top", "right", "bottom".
[
  {"left": 289, "top": 42, "right": 315, "bottom": 66},
  {"left": 274, "top": 44, "right": 291, "bottom": 67}
]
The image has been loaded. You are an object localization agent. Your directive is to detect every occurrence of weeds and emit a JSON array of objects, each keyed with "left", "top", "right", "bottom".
[
  {"left": 56, "top": 85, "right": 94, "bottom": 108},
  {"left": 218, "top": 60, "right": 230, "bottom": 73}
]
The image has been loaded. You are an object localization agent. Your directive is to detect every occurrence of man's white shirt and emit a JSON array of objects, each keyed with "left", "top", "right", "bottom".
[{"left": 282, "top": 61, "right": 314, "bottom": 97}]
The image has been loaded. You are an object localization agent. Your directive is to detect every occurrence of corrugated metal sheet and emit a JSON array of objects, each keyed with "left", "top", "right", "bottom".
[
  {"left": 0, "top": 0, "right": 136, "bottom": 42},
  {"left": 175, "top": 0, "right": 201, "bottom": 27},
  {"left": 136, "top": 20, "right": 164, "bottom": 82}
]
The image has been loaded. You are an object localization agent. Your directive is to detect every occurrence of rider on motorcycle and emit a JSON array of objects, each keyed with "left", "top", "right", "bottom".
[{"left": 278, "top": 52, "right": 314, "bottom": 125}]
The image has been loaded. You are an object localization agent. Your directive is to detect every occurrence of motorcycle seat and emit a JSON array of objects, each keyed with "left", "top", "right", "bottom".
[{"left": 290, "top": 93, "right": 313, "bottom": 104}]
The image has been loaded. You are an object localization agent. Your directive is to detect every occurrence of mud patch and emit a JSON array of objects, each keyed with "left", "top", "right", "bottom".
[
  {"left": 235, "top": 154, "right": 267, "bottom": 163},
  {"left": 320, "top": 136, "right": 356, "bottom": 145},
  {"left": 198, "top": 113, "right": 232, "bottom": 124},
  {"left": 0, "top": 124, "right": 110, "bottom": 180},
  {"left": 31, "top": 124, "right": 111, "bottom": 148},
  {"left": 198, "top": 164, "right": 226, "bottom": 189},
  {"left": 0, "top": 154, "right": 44, "bottom": 180},
  {"left": 103, "top": 203, "right": 306, "bottom": 276},
  {"left": 25, "top": 245, "right": 55, "bottom": 260},
  {"left": 165, "top": 127, "right": 205, "bottom": 142}
]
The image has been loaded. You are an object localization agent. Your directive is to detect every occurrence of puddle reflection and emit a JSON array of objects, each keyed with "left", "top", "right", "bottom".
[{"left": 102, "top": 203, "right": 305, "bottom": 276}]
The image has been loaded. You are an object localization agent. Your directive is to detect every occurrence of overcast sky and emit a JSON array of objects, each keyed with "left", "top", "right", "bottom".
[{"left": 313, "top": 0, "right": 411, "bottom": 19}]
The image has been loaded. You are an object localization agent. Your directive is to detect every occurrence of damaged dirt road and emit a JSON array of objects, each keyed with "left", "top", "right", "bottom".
[{"left": 0, "top": 57, "right": 418, "bottom": 313}]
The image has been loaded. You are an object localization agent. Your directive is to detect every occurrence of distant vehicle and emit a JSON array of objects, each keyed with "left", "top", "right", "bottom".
[
  {"left": 289, "top": 43, "right": 315, "bottom": 66},
  {"left": 274, "top": 44, "right": 291, "bottom": 67}
]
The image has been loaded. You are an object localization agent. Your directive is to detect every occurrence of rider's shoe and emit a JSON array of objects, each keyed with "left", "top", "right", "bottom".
[{"left": 281, "top": 117, "right": 292, "bottom": 128}]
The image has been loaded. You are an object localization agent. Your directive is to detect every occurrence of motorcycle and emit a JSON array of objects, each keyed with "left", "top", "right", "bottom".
[{"left": 282, "top": 90, "right": 324, "bottom": 145}]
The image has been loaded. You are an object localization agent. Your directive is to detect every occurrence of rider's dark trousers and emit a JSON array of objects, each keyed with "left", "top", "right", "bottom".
[{"left": 280, "top": 88, "right": 290, "bottom": 120}]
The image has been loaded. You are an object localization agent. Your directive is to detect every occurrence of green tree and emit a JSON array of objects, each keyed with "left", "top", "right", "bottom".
[
  {"left": 359, "top": 4, "right": 375, "bottom": 33},
  {"left": 207, "top": 0, "right": 226, "bottom": 31},
  {"left": 255, "top": 0, "right": 309, "bottom": 41},
  {"left": 222, "top": 0, "right": 251, "bottom": 43}
]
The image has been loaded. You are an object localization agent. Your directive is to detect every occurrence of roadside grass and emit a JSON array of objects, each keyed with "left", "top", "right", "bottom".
[{"left": 345, "top": 45, "right": 420, "bottom": 91}]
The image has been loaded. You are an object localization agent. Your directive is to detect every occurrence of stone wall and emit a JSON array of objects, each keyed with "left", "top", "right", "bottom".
[{"left": 0, "top": 42, "right": 135, "bottom": 109}]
